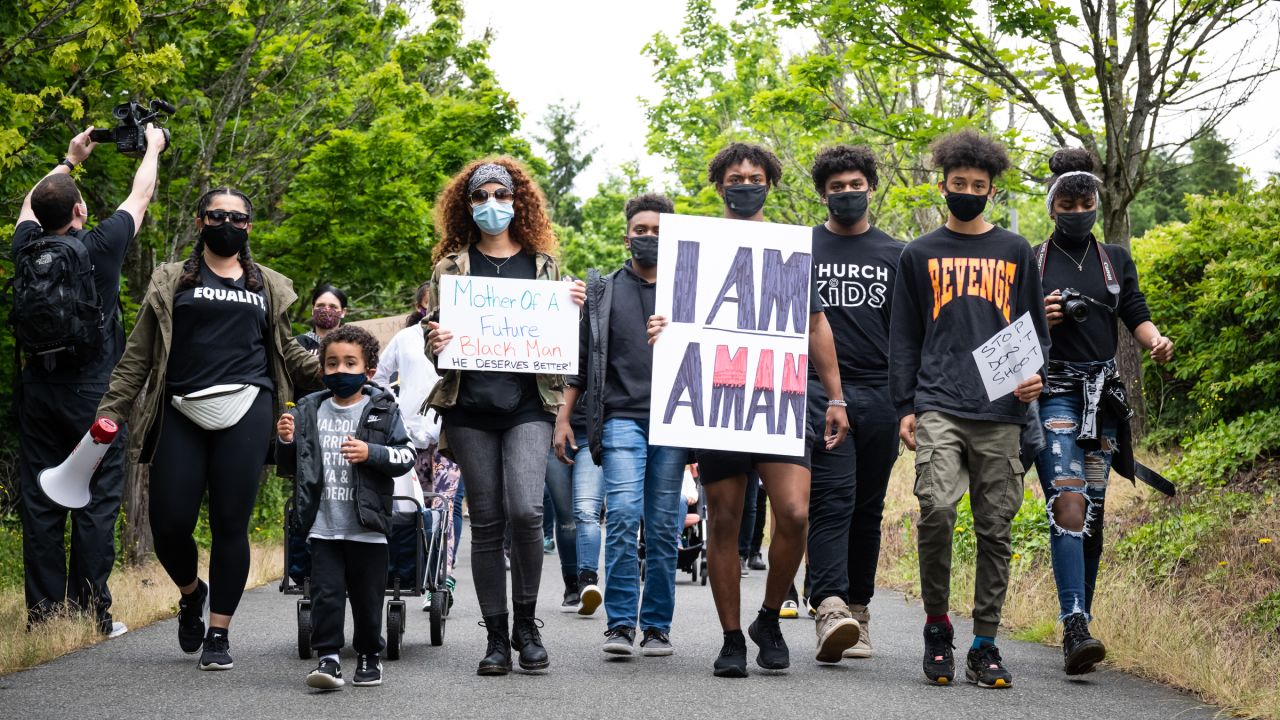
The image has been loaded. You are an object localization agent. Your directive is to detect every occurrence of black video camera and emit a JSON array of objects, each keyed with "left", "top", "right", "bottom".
[
  {"left": 1059, "top": 288, "right": 1114, "bottom": 323},
  {"left": 89, "top": 99, "right": 174, "bottom": 158}
]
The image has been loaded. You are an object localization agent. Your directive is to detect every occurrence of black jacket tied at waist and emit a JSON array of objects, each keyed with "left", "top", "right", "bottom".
[{"left": 1043, "top": 358, "right": 1144, "bottom": 489}]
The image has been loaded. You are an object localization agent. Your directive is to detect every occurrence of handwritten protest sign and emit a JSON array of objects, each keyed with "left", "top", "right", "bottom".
[
  {"left": 971, "top": 311, "right": 1044, "bottom": 402},
  {"left": 437, "top": 275, "right": 578, "bottom": 375},
  {"left": 649, "top": 214, "right": 812, "bottom": 456}
]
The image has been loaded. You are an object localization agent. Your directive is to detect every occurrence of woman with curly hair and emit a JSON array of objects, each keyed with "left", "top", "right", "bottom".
[
  {"left": 96, "top": 187, "right": 320, "bottom": 671},
  {"left": 423, "top": 157, "right": 584, "bottom": 676}
]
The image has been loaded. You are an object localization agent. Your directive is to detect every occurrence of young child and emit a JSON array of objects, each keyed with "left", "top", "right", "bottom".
[
  {"left": 889, "top": 130, "right": 1048, "bottom": 689},
  {"left": 276, "top": 324, "right": 415, "bottom": 690}
]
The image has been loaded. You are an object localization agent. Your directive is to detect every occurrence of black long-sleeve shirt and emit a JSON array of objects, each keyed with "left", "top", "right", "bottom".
[
  {"left": 889, "top": 224, "right": 1050, "bottom": 424},
  {"left": 1035, "top": 234, "right": 1151, "bottom": 363}
]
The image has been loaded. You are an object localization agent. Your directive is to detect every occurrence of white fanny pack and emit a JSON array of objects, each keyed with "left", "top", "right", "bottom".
[{"left": 170, "top": 384, "right": 260, "bottom": 431}]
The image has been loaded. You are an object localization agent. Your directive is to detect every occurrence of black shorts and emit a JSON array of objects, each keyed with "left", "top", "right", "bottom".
[{"left": 695, "top": 447, "right": 812, "bottom": 484}]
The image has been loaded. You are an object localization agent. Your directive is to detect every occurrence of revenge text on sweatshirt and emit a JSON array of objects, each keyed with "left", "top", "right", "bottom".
[{"left": 889, "top": 224, "right": 1050, "bottom": 425}]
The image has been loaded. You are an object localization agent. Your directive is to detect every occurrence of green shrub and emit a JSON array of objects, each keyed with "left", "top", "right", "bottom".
[
  {"left": 1167, "top": 410, "right": 1280, "bottom": 489},
  {"left": 1115, "top": 491, "right": 1255, "bottom": 580},
  {"left": 952, "top": 490, "right": 1048, "bottom": 564}
]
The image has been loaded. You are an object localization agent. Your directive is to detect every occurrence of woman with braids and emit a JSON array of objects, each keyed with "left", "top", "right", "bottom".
[
  {"left": 423, "top": 158, "right": 584, "bottom": 676},
  {"left": 97, "top": 187, "right": 320, "bottom": 671},
  {"left": 1035, "top": 148, "right": 1174, "bottom": 676}
]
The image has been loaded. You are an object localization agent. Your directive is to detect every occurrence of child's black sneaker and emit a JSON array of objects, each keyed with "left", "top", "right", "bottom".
[
  {"left": 922, "top": 621, "right": 955, "bottom": 684},
  {"left": 966, "top": 643, "right": 1013, "bottom": 689},
  {"left": 352, "top": 653, "right": 383, "bottom": 686},
  {"left": 306, "top": 657, "right": 344, "bottom": 690},
  {"left": 177, "top": 580, "right": 208, "bottom": 654},
  {"left": 713, "top": 631, "right": 748, "bottom": 678},
  {"left": 1062, "top": 613, "right": 1106, "bottom": 675},
  {"left": 748, "top": 613, "right": 790, "bottom": 670},
  {"left": 198, "top": 628, "right": 233, "bottom": 671}
]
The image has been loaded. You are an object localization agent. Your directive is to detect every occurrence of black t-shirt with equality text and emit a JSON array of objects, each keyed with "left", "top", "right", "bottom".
[
  {"left": 166, "top": 262, "right": 273, "bottom": 395},
  {"left": 810, "top": 224, "right": 905, "bottom": 386},
  {"left": 446, "top": 245, "right": 553, "bottom": 430}
]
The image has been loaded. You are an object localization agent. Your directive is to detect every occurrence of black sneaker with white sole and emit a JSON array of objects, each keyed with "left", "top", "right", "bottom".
[
  {"left": 353, "top": 653, "right": 383, "bottom": 686},
  {"left": 177, "top": 580, "right": 208, "bottom": 654},
  {"left": 198, "top": 628, "right": 233, "bottom": 671},
  {"left": 966, "top": 644, "right": 1013, "bottom": 688},
  {"left": 306, "top": 657, "right": 344, "bottom": 690},
  {"left": 922, "top": 621, "right": 955, "bottom": 685}
]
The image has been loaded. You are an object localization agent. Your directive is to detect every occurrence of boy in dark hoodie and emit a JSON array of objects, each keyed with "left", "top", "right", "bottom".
[
  {"left": 889, "top": 130, "right": 1048, "bottom": 689},
  {"left": 277, "top": 324, "right": 415, "bottom": 691}
]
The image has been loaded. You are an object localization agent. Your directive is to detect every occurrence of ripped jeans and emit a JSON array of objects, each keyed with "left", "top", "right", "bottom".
[{"left": 1034, "top": 392, "right": 1117, "bottom": 620}]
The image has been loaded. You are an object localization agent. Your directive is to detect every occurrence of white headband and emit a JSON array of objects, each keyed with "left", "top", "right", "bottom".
[{"left": 1045, "top": 170, "right": 1102, "bottom": 213}]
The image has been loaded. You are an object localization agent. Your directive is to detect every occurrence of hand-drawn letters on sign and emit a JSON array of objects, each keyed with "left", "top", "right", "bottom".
[
  {"left": 649, "top": 214, "right": 813, "bottom": 456},
  {"left": 437, "top": 275, "right": 579, "bottom": 374}
]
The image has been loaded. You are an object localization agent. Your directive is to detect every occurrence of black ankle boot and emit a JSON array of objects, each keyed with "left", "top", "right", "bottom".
[
  {"left": 512, "top": 602, "right": 549, "bottom": 670},
  {"left": 478, "top": 614, "right": 512, "bottom": 676}
]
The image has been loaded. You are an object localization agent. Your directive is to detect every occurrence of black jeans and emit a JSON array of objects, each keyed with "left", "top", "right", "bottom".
[
  {"left": 737, "top": 472, "right": 763, "bottom": 557},
  {"left": 18, "top": 380, "right": 125, "bottom": 628},
  {"left": 309, "top": 538, "right": 388, "bottom": 655},
  {"left": 806, "top": 381, "right": 899, "bottom": 606}
]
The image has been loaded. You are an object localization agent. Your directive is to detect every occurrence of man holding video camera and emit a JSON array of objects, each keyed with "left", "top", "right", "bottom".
[{"left": 11, "top": 122, "right": 166, "bottom": 635}]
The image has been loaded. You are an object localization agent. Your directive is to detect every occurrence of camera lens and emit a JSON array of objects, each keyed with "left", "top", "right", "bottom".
[
  {"left": 113, "top": 105, "right": 131, "bottom": 120},
  {"left": 1065, "top": 299, "right": 1089, "bottom": 322}
]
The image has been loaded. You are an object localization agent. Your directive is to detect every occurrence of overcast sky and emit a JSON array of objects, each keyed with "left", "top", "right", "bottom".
[{"left": 460, "top": 0, "right": 1280, "bottom": 197}]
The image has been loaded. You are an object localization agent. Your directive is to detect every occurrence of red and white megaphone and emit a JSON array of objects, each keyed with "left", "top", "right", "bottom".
[{"left": 39, "top": 418, "right": 119, "bottom": 509}]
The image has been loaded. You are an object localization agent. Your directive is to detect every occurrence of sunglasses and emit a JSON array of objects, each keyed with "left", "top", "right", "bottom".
[
  {"left": 201, "top": 209, "right": 251, "bottom": 227},
  {"left": 470, "top": 187, "right": 514, "bottom": 205}
]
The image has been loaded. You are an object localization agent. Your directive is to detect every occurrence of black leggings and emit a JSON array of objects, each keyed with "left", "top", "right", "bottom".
[{"left": 149, "top": 391, "right": 273, "bottom": 616}]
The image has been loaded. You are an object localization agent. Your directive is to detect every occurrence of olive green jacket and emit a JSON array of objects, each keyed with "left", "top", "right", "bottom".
[
  {"left": 422, "top": 249, "right": 567, "bottom": 453},
  {"left": 97, "top": 261, "right": 321, "bottom": 464}
]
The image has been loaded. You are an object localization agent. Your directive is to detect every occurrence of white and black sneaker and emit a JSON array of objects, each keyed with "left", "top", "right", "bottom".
[
  {"left": 198, "top": 628, "right": 233, "bottom": 671},
  {"left": 306, "top": 657, "right": 344, "bottom": 690},
  {"left": 177, "top": 580, "right": 208, "bottom": 654},
  {"left": 352, "top": 653, "right": 383, "bottom": 686}
]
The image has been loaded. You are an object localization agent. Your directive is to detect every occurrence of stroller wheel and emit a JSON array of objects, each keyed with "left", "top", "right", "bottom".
[
  {"left": 386, "top": 601, "right": 404, "bottom": 660},
  {"left": 296, "top": 600, "right": 313, "bottom": 660},
  {"left": 429, "top": 590, "right": 447, "bottom": 646},
  {"left": 699, "top": 557, "right": 708, "bottom": 586}
]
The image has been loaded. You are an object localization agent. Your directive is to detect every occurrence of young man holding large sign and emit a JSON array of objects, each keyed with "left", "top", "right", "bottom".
[
  {"left": 554, "top": 193, "right": 688, "bottom": 658},
  {"left": 889, "top": 130, "right": 1049, "bottom": 689},
  {"left": 647, "top": 143, "right": 849, "bottom": 678}
]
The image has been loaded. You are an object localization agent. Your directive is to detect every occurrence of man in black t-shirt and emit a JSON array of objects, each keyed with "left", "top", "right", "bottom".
[
  {"left": 10, "top": 124, "right": 166, "bottom": 635},
  {"left": 805, "top": 146, "right": 906, "bottom": 664}
]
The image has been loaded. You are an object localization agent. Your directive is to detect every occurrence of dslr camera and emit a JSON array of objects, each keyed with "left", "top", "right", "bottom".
[
  {"left": 1058, "top": 288, "right": 1112, "bottom": 323},
  {"left": 89, "top": 99, "right": 174, "bottom": 158}
]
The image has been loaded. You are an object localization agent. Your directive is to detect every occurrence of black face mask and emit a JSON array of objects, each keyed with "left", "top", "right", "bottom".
[
  {"left": 201, "top": 223, "right": 249, "bottom": 258},
  {"left": 723, "top": 184, "right": 768, "bottom": 218},
  {"left": 628, "top": 235, "right": 659, "bottom": 267},
  {"left": 945, "top": 191, "right": 988, "bottom": 223},
  {"left": 827, "top": 190, "right": 869, "bottom": 226},
  {"left": 1054, "top": 210, "right": 1096, "bottom": 246}
]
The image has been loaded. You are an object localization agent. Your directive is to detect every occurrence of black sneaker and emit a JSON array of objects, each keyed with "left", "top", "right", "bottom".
[
  {"left": 748, "top": 552, "right": 767, "bottom": 571},
  {"left": 1062, "top": 613, "right": 1106, "bottom": 675},
  {"left": 747, "top": 613, "right": 789, "bottom": 670},
  {"left": 713, "top": 632, "right": 748, "bottom": 678},
  {"left": 966, "top": 644, "right": 1013, "bottom": 689},
  {"left": 922, "top": 621, "right": 955, "bottom": 685},
  {"left": 353, "top": 653, "right": 383, "bottom": 686},
  {"left": 198, "top": 628, "right": 233, "bottom": 671},
  {"left": 305, "top": 657, "right": 344, "bottom": 690},
  {"left": 603, "top": 626, "right": 637, "bottom": 656},
  {"left": 177, "top": 580, "right": 208, "bottom": 654}
]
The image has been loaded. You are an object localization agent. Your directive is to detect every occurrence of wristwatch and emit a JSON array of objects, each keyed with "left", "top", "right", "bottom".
[{"left": 58, "top": 158, "right": 76, "bottom": 171}]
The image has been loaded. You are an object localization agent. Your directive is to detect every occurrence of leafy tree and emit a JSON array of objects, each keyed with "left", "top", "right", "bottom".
[
  {"left": 556, "top": 162, "right": 651, "bottom": 278},
  {"left": 534, "top": 100, "right": 596, "bottom": 230},
  {"left": 1130, "top": 131, "right": 1247, "bottom": 238}
]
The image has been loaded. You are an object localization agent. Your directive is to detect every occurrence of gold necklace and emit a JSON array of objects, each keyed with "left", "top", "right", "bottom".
[{"left": 1053, "top": 240, "right": 1090, "bottom": 271}]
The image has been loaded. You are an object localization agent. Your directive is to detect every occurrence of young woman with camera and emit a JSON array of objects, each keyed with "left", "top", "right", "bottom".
[
  {"left": 1035, "top": 149, "right": 1174, "bottom": 676},
  {"left": 97, "top": 187, "right": 320, "bottom": 671}
]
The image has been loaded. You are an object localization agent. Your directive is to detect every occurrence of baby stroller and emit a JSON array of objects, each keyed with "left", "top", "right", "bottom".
[
  {"left": 281, "top": 492, "right": 451, "bottom": 660},
  {"left": 636, "top": 472, "right": 708, "bottom": 585}
]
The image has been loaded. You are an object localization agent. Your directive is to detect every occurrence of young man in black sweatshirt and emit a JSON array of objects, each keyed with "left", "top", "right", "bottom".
[
  {"left": 806, "top": 146, "right": 906, "bottom": 663},
  {"left": 889, "top": 130, "right": 1049, "bottom": 689}
]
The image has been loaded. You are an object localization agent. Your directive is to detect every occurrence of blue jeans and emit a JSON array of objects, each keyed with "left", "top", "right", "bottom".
[
  {"left": 544, "top": 448, "right": 578, "bottom": 579},
  {"left": 601, "top": 418, "right": 687, "bottom": 633},
  {"left": 1034, "top": 392, "right": 1117, "bottom": 619},
  {"left": 567, "top": 433, "right": 605, "bottom": 575},
  {"left": 451, "top": 477, "right": 465, "bottom": 566}
]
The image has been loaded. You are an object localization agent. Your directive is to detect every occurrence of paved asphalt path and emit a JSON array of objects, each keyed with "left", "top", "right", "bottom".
[{"left": 2, "top": 527, "right": 1219, "bottom": 720}]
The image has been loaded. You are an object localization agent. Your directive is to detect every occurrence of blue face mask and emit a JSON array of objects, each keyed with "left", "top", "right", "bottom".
[
  {"left": 472, "top": 198, "right": 515, "bottom": 236},
  {"left": 323, "top": 371, "right": 366, "bottom": 398}
]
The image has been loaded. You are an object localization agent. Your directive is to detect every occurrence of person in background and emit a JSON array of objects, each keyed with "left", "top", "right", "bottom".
[
  {"left": 1034, "top": 147, "right": 1174, "bottom": 676},
  {"left": 296, "top": 284, "right": 349, "bottom": 356},
  {"left": 372, "top": 281, "right": 462, "bottom": 603},
  {"left": 424, "top": 157, "right": 585, "bottom": 676},
  {"left": 11, "top": 123, "right": 165, "bottom": 638}
]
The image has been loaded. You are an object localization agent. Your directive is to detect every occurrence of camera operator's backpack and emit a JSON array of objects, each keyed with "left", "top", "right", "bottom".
[{"left": 8, "top": 233, "right": 104, "bottom": 364}]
